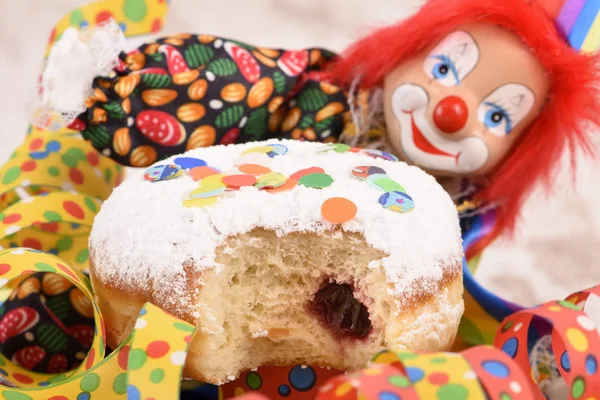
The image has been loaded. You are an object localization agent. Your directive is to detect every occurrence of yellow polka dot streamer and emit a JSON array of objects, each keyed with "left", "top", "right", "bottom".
[
  {"left": 0, "top": 248, "right": 194, "bottom": 399},
  {"left": 42, "top": 0, "right": 171, "bottom": 57}
]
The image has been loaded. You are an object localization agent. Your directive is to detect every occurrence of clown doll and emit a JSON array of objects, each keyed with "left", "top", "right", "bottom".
[{"left": 0, "top": 0, "right": 598, "bottom": 389}]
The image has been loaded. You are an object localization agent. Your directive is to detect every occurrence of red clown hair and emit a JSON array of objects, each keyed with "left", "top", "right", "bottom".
[{"left": 330, "top": 0, "right": 600, "bottom": 253}]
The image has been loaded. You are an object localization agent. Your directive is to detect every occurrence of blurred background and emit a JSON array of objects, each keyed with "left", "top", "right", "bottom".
[{"left": 1, "top": 0, "right": 599, "bottom": 307}]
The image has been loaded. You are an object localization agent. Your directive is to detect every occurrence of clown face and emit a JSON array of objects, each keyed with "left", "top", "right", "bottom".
[{"left": 383, "top": 24, "right": 550, "bottom": 176}]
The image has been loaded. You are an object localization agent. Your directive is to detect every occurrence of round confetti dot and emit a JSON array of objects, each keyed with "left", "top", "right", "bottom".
[
  {"left": 246, "top": 371, "right": 262, "bottom": 390},
  {"left": 509, "top": 381, "right": 522, "bottom": 393},
  {"left": 12, "top": 373, "right": 33, "bottom": 384},
  {"left": 84, "top": 197, "right": 98, "bottom": 213},
  {"left": 586, "top": 355, "right": 597, "bottom": 375},
  {"left": 135, "top": 318, "right": 147, "bottom": 329},
  {"left": 174, "top": 157, "right": 206, "bottom": 170},
  {"left": 223, "top": 174, "right": 257, "bottom": 188},
  {"left": 321, "top": 197, "right": 357, "bottom": 224},
  {"left": 21, "top": 160, "right": 36, "bottom": 172},
  {"left": 265, "top": 178, "right": 297, "bottom": 194},
  {"left": 562, "top": 351, "right": 571, "bottom": 372},
  {"left": 501, "top": 337, "right": 518, "bottom": 358},
  {"left": 146, "top": 340, "right": 170, "bottom": 358},
  {"left": 278, "top": 384, "right": 291, "bottom": 397},
  {"left": 406, "top": 367, "right": 425, "bottom": 383},
  {"left": 95, "top": 10, "right": 114, "bottom": 24},
  {"left": 77, "top": 393, "right": 91, "bottom": 400},
  {"left": 2, "top": 392, "right": 33, "bottom": 400},
  {"left": 577, "top": 315, "right": 596, "bottom": 331},
  {"left": 29, "top": 138, "right": 44, "bottom": 150},
  {"left": 76, "top": 248, "right": 89, "bottom": 264},
  {"left": 48, "top": 397, "right": 69, "bottom": 400},
  {"left": 170, "top": 351, "right": 186, "bottom": 366},
  {"left": 69, "top": 168, "right": 84, "bottom": 185},
  {"left": 30, "top": 151, "right": 49, "bottom": 160},
  {"left": 2, "top": 166, "right": 21, "bottom": 185},
  {"left": 559, "top": 300, "right": 581, "bottom": 310},
  {"left": 127, "top": 385, "right": 141, "bottom": 400},
  {"left": 43, "top": 211, "right": 62, "bottom": 222},
  {"left": 567, "top": 328, "right": 589, "bottom": 352},
  {"left": 436, "top": 384, "right": 469, "bottom": 400},
  {"left": 22, "top": 238, "right": 42, "bottom": 250},
  {"left": 2, "top": 214, "right": 21, "bottom": 224},
  {"left": 482, "top": 360, "right": 509, "bottom": 378},
  {"left": 379, "top": 191, "right": 414, "bottom": 213},
  {"left": 86, "top": 151, "right": 99, "bottom": 166},
  {"left": 128, "top": 349, "right": 148, "bottom": 370},
  {"left": 388, "top": 375, "right": 410, "bottom": 388},
  {"left": 123, "top": 0, "right": 148, "bottom": 22},
  {"left": 463, "top": 371, "right": 477, "bottom": 380},
  {"left": 548, "top": 305, "right": 562, "bottom": 312},
  {"left": 238, "top": 164, "right": 271, "bottom": 176},
  {"left": 379, "top": 393, "right": 400, "bottom": 400},
  {"left": 299, "top": 173, "right": 333, "bottom": 189},
  {"left": 0, "top": 264, "right": 10, "bottom": 275},
  {"left": 150, "top": 368, "right": 165, "bottom": 384},
  {"left": 430, "top": 357, "right": 447, "bottom": 364},
  {"left": 499, "top": 393, "right": 512, "bottom": 400},
  {"left": 513, "top": 322, "right": 523, "bottom": 332},
  {"left": 502, "top": 321, "right": 514, "bottom": 332},
  {"left": 334, "top": 383, "right": 353, "bottom": 396},
  {"left": 372, "top": 177, "right": 405, "bottom": 193},
  {"left": 80, "top": 373, "right": 100, "bottom": 392},
  {"left": 255, "top": 172, "right": 287, "bottom": 189},
  {"left": 144, "top": 164, "right": 182, "bottom": 182},
  {"left": 288, "top": 365, "right": 317, "bottom": 392},
  {"left": 428, "top": 372, "right": 449, "bottom": 385},
  {"left": 572, "top": 376, "right": 586, "bottom": 399},
  {"left": 47, "top": 166, "right": 61, "bottom": 177},
  {"left": 290, "top": 167, "right": 325, "bottom": 181},
  {"left": 5, "top": 225, "right": 20, "bottom": 235},
  {"left": 57, "top": 237, "right": 73, "bottom": 252}
]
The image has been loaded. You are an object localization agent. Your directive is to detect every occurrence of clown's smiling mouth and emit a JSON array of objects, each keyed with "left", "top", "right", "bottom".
[{"left": 404, "top": 111, "right": 459, "bottom": 162}]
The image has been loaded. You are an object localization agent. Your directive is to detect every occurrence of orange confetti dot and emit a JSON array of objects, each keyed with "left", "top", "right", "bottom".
[
  {"left": 222, "top": 174, "right": 257, "bottom": 188},
  {"left": 239, "top": 164, "right": 271, "bottom": 176},
  {"left": 321, "top": 197, "right": 357, "bottom": 224},
  {"left": 265, "top": 179, "right": 297, "bottom": 193},
  {"left": 290, "top": 166, "right": 324, "bottom": 181},
  {"left": 190, "top": 166, "right": 220, "bottom": 181}
]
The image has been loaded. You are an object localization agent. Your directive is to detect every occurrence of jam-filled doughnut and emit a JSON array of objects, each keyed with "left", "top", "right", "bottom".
[{"left": 88, "top": 139, "right": 464, "bottom": 384}]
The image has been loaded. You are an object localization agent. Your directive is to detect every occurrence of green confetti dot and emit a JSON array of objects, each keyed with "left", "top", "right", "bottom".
[
  {"left": 76, "top": 248, "right": 89, "bottom": 264},
  {"left": 173, "top": 322, "right": 195, "bottom": 332},
  {"left": 388, "top": 375, "right": 410, "bottom": 388},
  {"left": 397, "top": 352, "right": 418, "bottom": 361},
  {"left": 436, "top": 384, "right": 469, "bottom": 400},
  {"left": 298, "top": 173, "right": 333, "bottom": 189},
  {"left": 572, "top": 377, "right": 586, "bottom": 399},
  {"left": 499, "top": 394, "right": 512, "bottom": 400},
  {"left": 2, "top": 391, "right": 33, "bottom": 400},
  {"left": 123, "top": 0, "right": 148, "bottom": 22},
  {"left": 559, "top": 300, "right": 582, "bottom": 311},
  {"left": 47, "top": 374, "right": 66, "bottom": 383},
  {"left": 128, "top": 348, "right": 148, "bottom": 370},
  {"left": 246, "top": 371, "right": 262, "bottom": 390},
  {"left": 373, "top": 178, "right": 405, "bottom": 193},
  {"left": 48, "top": 166, "right": 61, "bottom": 177},
  {"left": 501, "top": 321, "right": 514, "bottom": 333},
  {"left": 430, "top": 357, "right": 447, "bottom": 364},
  {"left": 80, "top": 373, "right": 101, "bottom": 392},
  {"left": 104, "top": 168, "right": 113, "bottom": 184},
  {"left": 2, "top": 166, "right": 21, "bottom": 185},
  {"left": 0, "top": 213, "right": 4, "bottom": 222},
  {"left": 43, "top": 211, "right": 62, "bottom": 222},
  {"left": 62, "top": 148, "right": 86, "bottom": 168},
  {"left": 35, "top": 262, "right": 57, "bottom": 273},
  {"left": 150, "top": 368, "right": 165, "bottom": 384},
  {"left": 113, "top": 373, "right": 127, "bottom": 395},
  {"left": 57, "top": 237, "right": 73, "bottom": 252},
  {"left": 69, "top": 9, "right": 84, "bottom": 26},
  {"left": 84, "top": 197, "right": 98, "bottom": 213},
  {"left": 0, "top": 356, "right": 5, "bottom": 366}
]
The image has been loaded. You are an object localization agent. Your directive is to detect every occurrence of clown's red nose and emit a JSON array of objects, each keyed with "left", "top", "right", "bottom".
[{"left": 433, "top": 96, "right": 468, "bottom": 133}]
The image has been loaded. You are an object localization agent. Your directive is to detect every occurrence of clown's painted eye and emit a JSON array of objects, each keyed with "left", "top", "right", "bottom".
[
  {"left": 482, "top": 103, "right": 513, "bottom": 135},
  {"left": 429, "top": 55, "right": 460, "bottom": 86}
]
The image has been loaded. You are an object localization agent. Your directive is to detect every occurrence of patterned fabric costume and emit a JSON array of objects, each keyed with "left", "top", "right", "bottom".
[{"left": 0, "top": 35, "right": 503, "bottom": 376}]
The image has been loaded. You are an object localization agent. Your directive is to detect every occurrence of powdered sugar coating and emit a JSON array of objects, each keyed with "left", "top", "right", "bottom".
[{"left": 90, "top": 140, "right": 463, "bottom": 314}]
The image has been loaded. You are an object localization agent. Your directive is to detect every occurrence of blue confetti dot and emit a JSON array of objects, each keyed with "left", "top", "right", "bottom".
[
  {"left": 288, "top": 365, "right": 316, "bottom": 392},
  {"left": 0, "top": 368, "right": 8, "bottom": 376},
  {"left": 406, "top": 367, "right": 424, "bottom": 383},
  {"left": 173, "top": 157, "right": 207, "bottom": 170},
  {"left": 379, "top": 392, "right": 400, "bottom": 400},
  {"left": 46, "top": 140, "right": 61, "bottom": 152},
  {"left": 71, "top": 223, "right": 80, "bottom": 229},
  {"left": 127, "top": 385, "right": 141, "bottom": 400},
  {"left": 38, "top": 381, "right": 50, "bottom": 387},
  {"left": 80, "top": 21, "right": 89, "bottom": 28},
  {"left": 39, "top": 192, "right": 49, "bottom": 197},
  {"left": 139, "top": 308, "right": 147, "bottom": 316},
  {"left": 278, "top": 384, "right": 291, "bottom": 397},
  {"left": 482, "top": 360, "right": 509, "bottom": 378},
  {"left": 561, "top": 351, "right": 571, "bottom": 372},
  {"left": 77, "top": 392, "right": 91, "bottom": 400},
  {"left": 8, "top": 243, "right": 17, "bottom": 248},
  {"left": 30, "top": 151, "right": 49, "bottom": 160},
  {"left": 119, "top": 22, "right": 127, "bottom": 32},
  {"left": 48, "top": 248, "right": 59, "bottom": 255},
  {"left": 586, "top": 355, "right": 597, "bottom": 375},
  {"left": 501, "top": 337, "right": 518, "bottom": 358}
]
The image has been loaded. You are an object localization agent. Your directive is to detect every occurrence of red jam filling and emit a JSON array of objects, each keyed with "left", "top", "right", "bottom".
[{"left": 308, "top": 282, "right": 372, "bottom": 340}]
